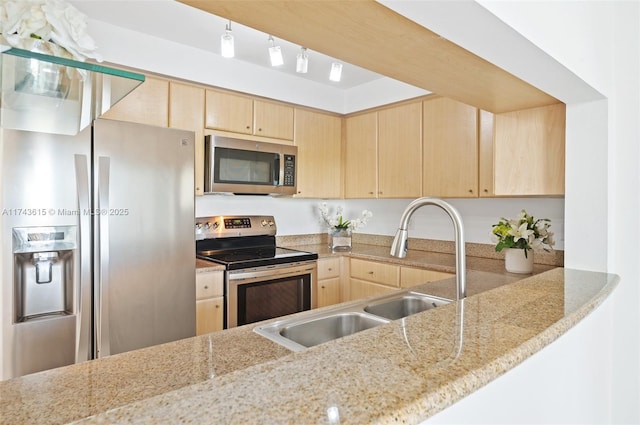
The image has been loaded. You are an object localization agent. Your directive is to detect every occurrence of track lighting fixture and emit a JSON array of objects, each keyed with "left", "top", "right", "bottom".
[
  {"left": 268, "top": 35, "right": 284, "bottom": 66},
  {"left": 220, "top": 20, "right": 234, "bottom": 58},
  {"left": 296, "top": 47, "right": 308, "bottom": 73},
  {"left": 329, "top": 62, "right": 343, "bottom": 82}
]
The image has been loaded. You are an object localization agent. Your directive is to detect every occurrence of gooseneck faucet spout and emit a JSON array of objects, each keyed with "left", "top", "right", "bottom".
[{"left": 390, "top": 197, "right": 467, "bottom": 300}]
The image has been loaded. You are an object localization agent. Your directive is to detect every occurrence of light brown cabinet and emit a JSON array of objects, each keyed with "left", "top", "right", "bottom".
[
  {"left": 294, "top": 109, "right": 342, "bottom": 198},
  {"left": 378, "top": 102, "right": 423, "bottom": 198},
  {"left": 399, "top": 267, "right": 454, "bottom": 289},
  {"left": 102, "top": 76, "right": 169, "bottom": 127},
  {"left": 348, "top": 258, "right": 400, "bottom": 301},
  {"left": 205, "top": 89, "right": 294, "bottom": 141},
  {"left": 169, "top": 82, "right": 205, "bottom": 195},
  {"left": 423, "top": 97, "right": 478, "bottom": 197},
  {"left": 344, "top": 111, "right": 378, "bottom": 198},
  {"left": 195, "top": 271, "right": 224, "bottom": 335},
  {"left": 317, "top": 257, "right": 342, "bottom": 307},
  {"left": 487, "top": 103, "right": 566, "bottom": 196},
  {"left": 344, "top": 101, "right": 422, "bottom": 199}
]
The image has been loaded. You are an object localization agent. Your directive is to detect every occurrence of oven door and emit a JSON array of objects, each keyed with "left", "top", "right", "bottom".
[{"left": 227, "top": 260, "right": 317, "bottom": 328}]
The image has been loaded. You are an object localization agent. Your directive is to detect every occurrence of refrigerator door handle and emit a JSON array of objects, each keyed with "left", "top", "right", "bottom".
[
  {"left": 74, "top": 155, "right": 92, "bottom": 362},
  {"left": 97, "top": 156, "right": 111, "bottom": 357}
]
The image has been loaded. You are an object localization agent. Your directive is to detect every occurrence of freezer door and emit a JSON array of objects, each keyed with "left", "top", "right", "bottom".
[
  {"left": 0, "top": 127, "right": 92, "bottom": 380},
  {"left": 92, "top": 119, "right": 195, "bottom": 358}
]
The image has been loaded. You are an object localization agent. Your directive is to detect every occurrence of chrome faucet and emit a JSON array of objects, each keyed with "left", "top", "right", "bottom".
[{"left": 390, "top": 197, "right": 467, "bottom": 300}]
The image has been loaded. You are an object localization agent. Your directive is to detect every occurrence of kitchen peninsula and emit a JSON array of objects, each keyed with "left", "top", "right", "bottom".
[{"left": 0, "top": 242, "right": 617, "bottom": 424}]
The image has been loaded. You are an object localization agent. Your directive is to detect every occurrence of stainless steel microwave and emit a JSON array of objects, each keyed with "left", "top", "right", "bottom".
[{"left": 204, "top": 135, "right": 297, "bottom": 195}]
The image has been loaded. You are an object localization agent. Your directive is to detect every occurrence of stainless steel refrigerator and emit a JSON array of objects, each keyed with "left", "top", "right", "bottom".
[{"left": 0, "top": 118, "right": 196, "bottom": 380}]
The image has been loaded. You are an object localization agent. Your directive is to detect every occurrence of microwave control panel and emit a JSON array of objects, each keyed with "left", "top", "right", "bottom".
[{"left": 283, "top": 155, "right": 295, "bottom": 187}]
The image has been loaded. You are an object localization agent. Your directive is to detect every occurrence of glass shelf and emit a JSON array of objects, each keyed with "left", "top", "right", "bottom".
[{"left": 0, "top": 44, "right": 144, "bottom": 135}]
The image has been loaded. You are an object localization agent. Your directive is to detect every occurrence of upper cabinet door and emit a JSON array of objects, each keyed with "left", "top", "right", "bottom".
[
  {"left": 377, "top": 102, "right": 422, "bottom": 198},
  {"left": 294, "top": 109, "right": 342, "bottom": 198},
  {"left": 253, "top": 100, "right": 294, "bottom": 140},
  {"left": 102, "top": 76, "right": 169, "bottom": 127},
  {"left": 493, "top": 103, "right": 566, "bottom": 196},
  {"left": 169, "top": 82, "right": 205, "bottom": 196},
  {"left": 344, "top": 111, "right": 377, "bottom": 198},
  {"left": 423, "top": 97, "right": 478, "bottom": 198},
  {"left": 205, "top": 89, "right": 253, "bottom": 135}
]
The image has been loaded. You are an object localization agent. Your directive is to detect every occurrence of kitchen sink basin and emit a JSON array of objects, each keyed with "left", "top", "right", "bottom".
[
  {"left": 254, "top": 290, "right": 451, "bottom": 352},
  {"left": 364, "top": 292, "right": 451, "bottom": 321},
  {"left": 280, "top": 312, "right": 388, "bottom": 348}
]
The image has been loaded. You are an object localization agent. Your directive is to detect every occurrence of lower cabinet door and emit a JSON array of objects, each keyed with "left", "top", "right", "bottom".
[
  {"left": 317, "top": 277, "right": 341, "bottom": 308},
  {"left": 196, "top": 296, "right": 224, "bottom": 335}
]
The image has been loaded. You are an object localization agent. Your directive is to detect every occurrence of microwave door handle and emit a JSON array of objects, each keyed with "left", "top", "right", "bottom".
[{"left": 274, "top": 154, "right": 281, "bottom": 185}]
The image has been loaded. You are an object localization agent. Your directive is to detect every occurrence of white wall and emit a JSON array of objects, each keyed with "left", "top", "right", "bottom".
[{"left": 196, "top": 196, "right": 565, "bottom": 249}]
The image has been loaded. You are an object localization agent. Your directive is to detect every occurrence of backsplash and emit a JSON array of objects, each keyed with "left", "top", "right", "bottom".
[{"left": 277, "top": 233, "right": 564, "bottom": 267}]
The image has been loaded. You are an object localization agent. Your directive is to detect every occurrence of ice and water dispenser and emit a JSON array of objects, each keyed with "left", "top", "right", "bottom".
[{"left": 12, "top": 226, "right": 77, "bottom": 323}]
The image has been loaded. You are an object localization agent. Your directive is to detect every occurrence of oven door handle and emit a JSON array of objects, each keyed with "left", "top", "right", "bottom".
[{"left": 228, "top": 262, "right": 316, "bottom": 284}]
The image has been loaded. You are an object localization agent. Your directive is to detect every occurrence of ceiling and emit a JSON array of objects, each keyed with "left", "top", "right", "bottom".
[{"left": 70, "top": 0, "right": 387, "bottom": 90}]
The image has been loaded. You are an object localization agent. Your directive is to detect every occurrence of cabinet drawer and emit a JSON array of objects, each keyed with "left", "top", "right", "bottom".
[
  {"left": 350, "top": 259, "right": 399, "bottom": 287},
  {"left": 317, "top": 257, "right": 340, "bottom": 280},
  {"left": 400, "top": 267, "right": 454, "bottom": 289},
  {"left": 349, "top": 278, "right": 397, "bottom": 301},
  {"left": 195, "top": 271, "right": 224, "bottom": 300}
]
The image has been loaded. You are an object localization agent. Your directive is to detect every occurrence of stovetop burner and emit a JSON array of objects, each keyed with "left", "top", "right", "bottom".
[{"left": 195, "top": 215, "right": 318, "bottom": 270}]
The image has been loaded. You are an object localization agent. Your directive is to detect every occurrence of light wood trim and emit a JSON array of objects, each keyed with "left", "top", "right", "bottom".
[
  {"left": 493, "top": 103, "right": 566, "bottom": 195},
  {"left": 423, "top": 97, "right": 478, "bottom": 197},
  {"left": 179, "top": 0, "right": 559, "bottom": 113},
  {"left": 350, "top": 259, "right": 400, "bottom": 287},
  {"left": 400, "top": 267, "right": 454, "bottom": 289},
  {"left": 204, "top": 129, "right": 293, "bottom": 146},
  {"left": 344, "top": 112, "right": 378, "bottom": 198},
  {"left": 102, "top": 76, "right": 169, "bottom": 127},
  {"left": 478, "top": 110, "right": 495, "bottom": 197},
  {"left": 377, "top": 101, "right": 422, "bottom": 198}
]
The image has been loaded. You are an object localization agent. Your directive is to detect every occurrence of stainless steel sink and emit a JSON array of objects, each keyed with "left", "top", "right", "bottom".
[
  {"left": 280, "top": 312, "right": 388, "bottom": 348},
  {"left": 254, "top": 290, "right": 451, "bottom": 352},
  {"left": 364, "top": 292, "right": 450, "bottom": 320}
]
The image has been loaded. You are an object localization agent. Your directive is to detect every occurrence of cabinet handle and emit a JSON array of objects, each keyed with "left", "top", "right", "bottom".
[
  {"left": 246, "top": 125, "right": 251, "bottom": 129},
  {"left": 327, "top": 268, "right": 333, "bottom": 271},
  {"left": 368, "top": 271, "right": 374, "bottom": 275},
  {"left": 321, "top": 285, "right": 325, "bottom": 289},
  {"left": 484, "top": 189, "right": 489, "bottom": 193},
  {"left": 468, "top": 189, "right": 473, "bottom": 193},
  {"left": 369, "top": 191, "right": 374, "bottom": 195},
  {"left": 204, "top": 285, "right": 209, "bottom": 289},
  {"left": 258, "top": 128, "right": 263, "bottom": 132},
  {"left": 215, "top": 305, "right": 220, "bottom": 309}
]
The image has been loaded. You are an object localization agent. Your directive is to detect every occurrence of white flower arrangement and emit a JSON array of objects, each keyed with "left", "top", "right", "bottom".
[
  {"left": 319, "top": 203, "right": 373, "bottom": 231},
  {"left": 492, "top": 209, "right": 555, "bottom": 256},
  {"left": 0, "top": 0, "right": 102, "bottom": 62}
]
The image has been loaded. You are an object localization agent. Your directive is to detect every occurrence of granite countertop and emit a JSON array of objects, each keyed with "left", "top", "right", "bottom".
[{"left": 1, "top": 245, "right": 617, "bottom": 424}]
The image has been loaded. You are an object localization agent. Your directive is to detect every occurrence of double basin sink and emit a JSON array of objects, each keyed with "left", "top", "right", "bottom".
[{"left": 254, "top": 290, "right": 451, "bottom": 352}]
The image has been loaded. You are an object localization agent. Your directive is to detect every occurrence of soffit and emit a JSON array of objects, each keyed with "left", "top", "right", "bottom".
[{"left": 178, "top": 0, "right": 560, "bottom": 113}]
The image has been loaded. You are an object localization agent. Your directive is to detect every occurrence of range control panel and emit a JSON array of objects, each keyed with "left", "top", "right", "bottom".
[{"left": 195, "top": 215, "right": 276, "bottom": 240}]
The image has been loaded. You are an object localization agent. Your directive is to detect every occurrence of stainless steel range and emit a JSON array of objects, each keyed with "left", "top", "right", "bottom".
[{"left": 196, "top": 215, "right": 318, "bottom": 328}]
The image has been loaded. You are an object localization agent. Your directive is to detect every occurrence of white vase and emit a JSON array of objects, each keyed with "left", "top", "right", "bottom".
[{"left": 504, "top": 248, "right": 534, "bottom": 274}]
